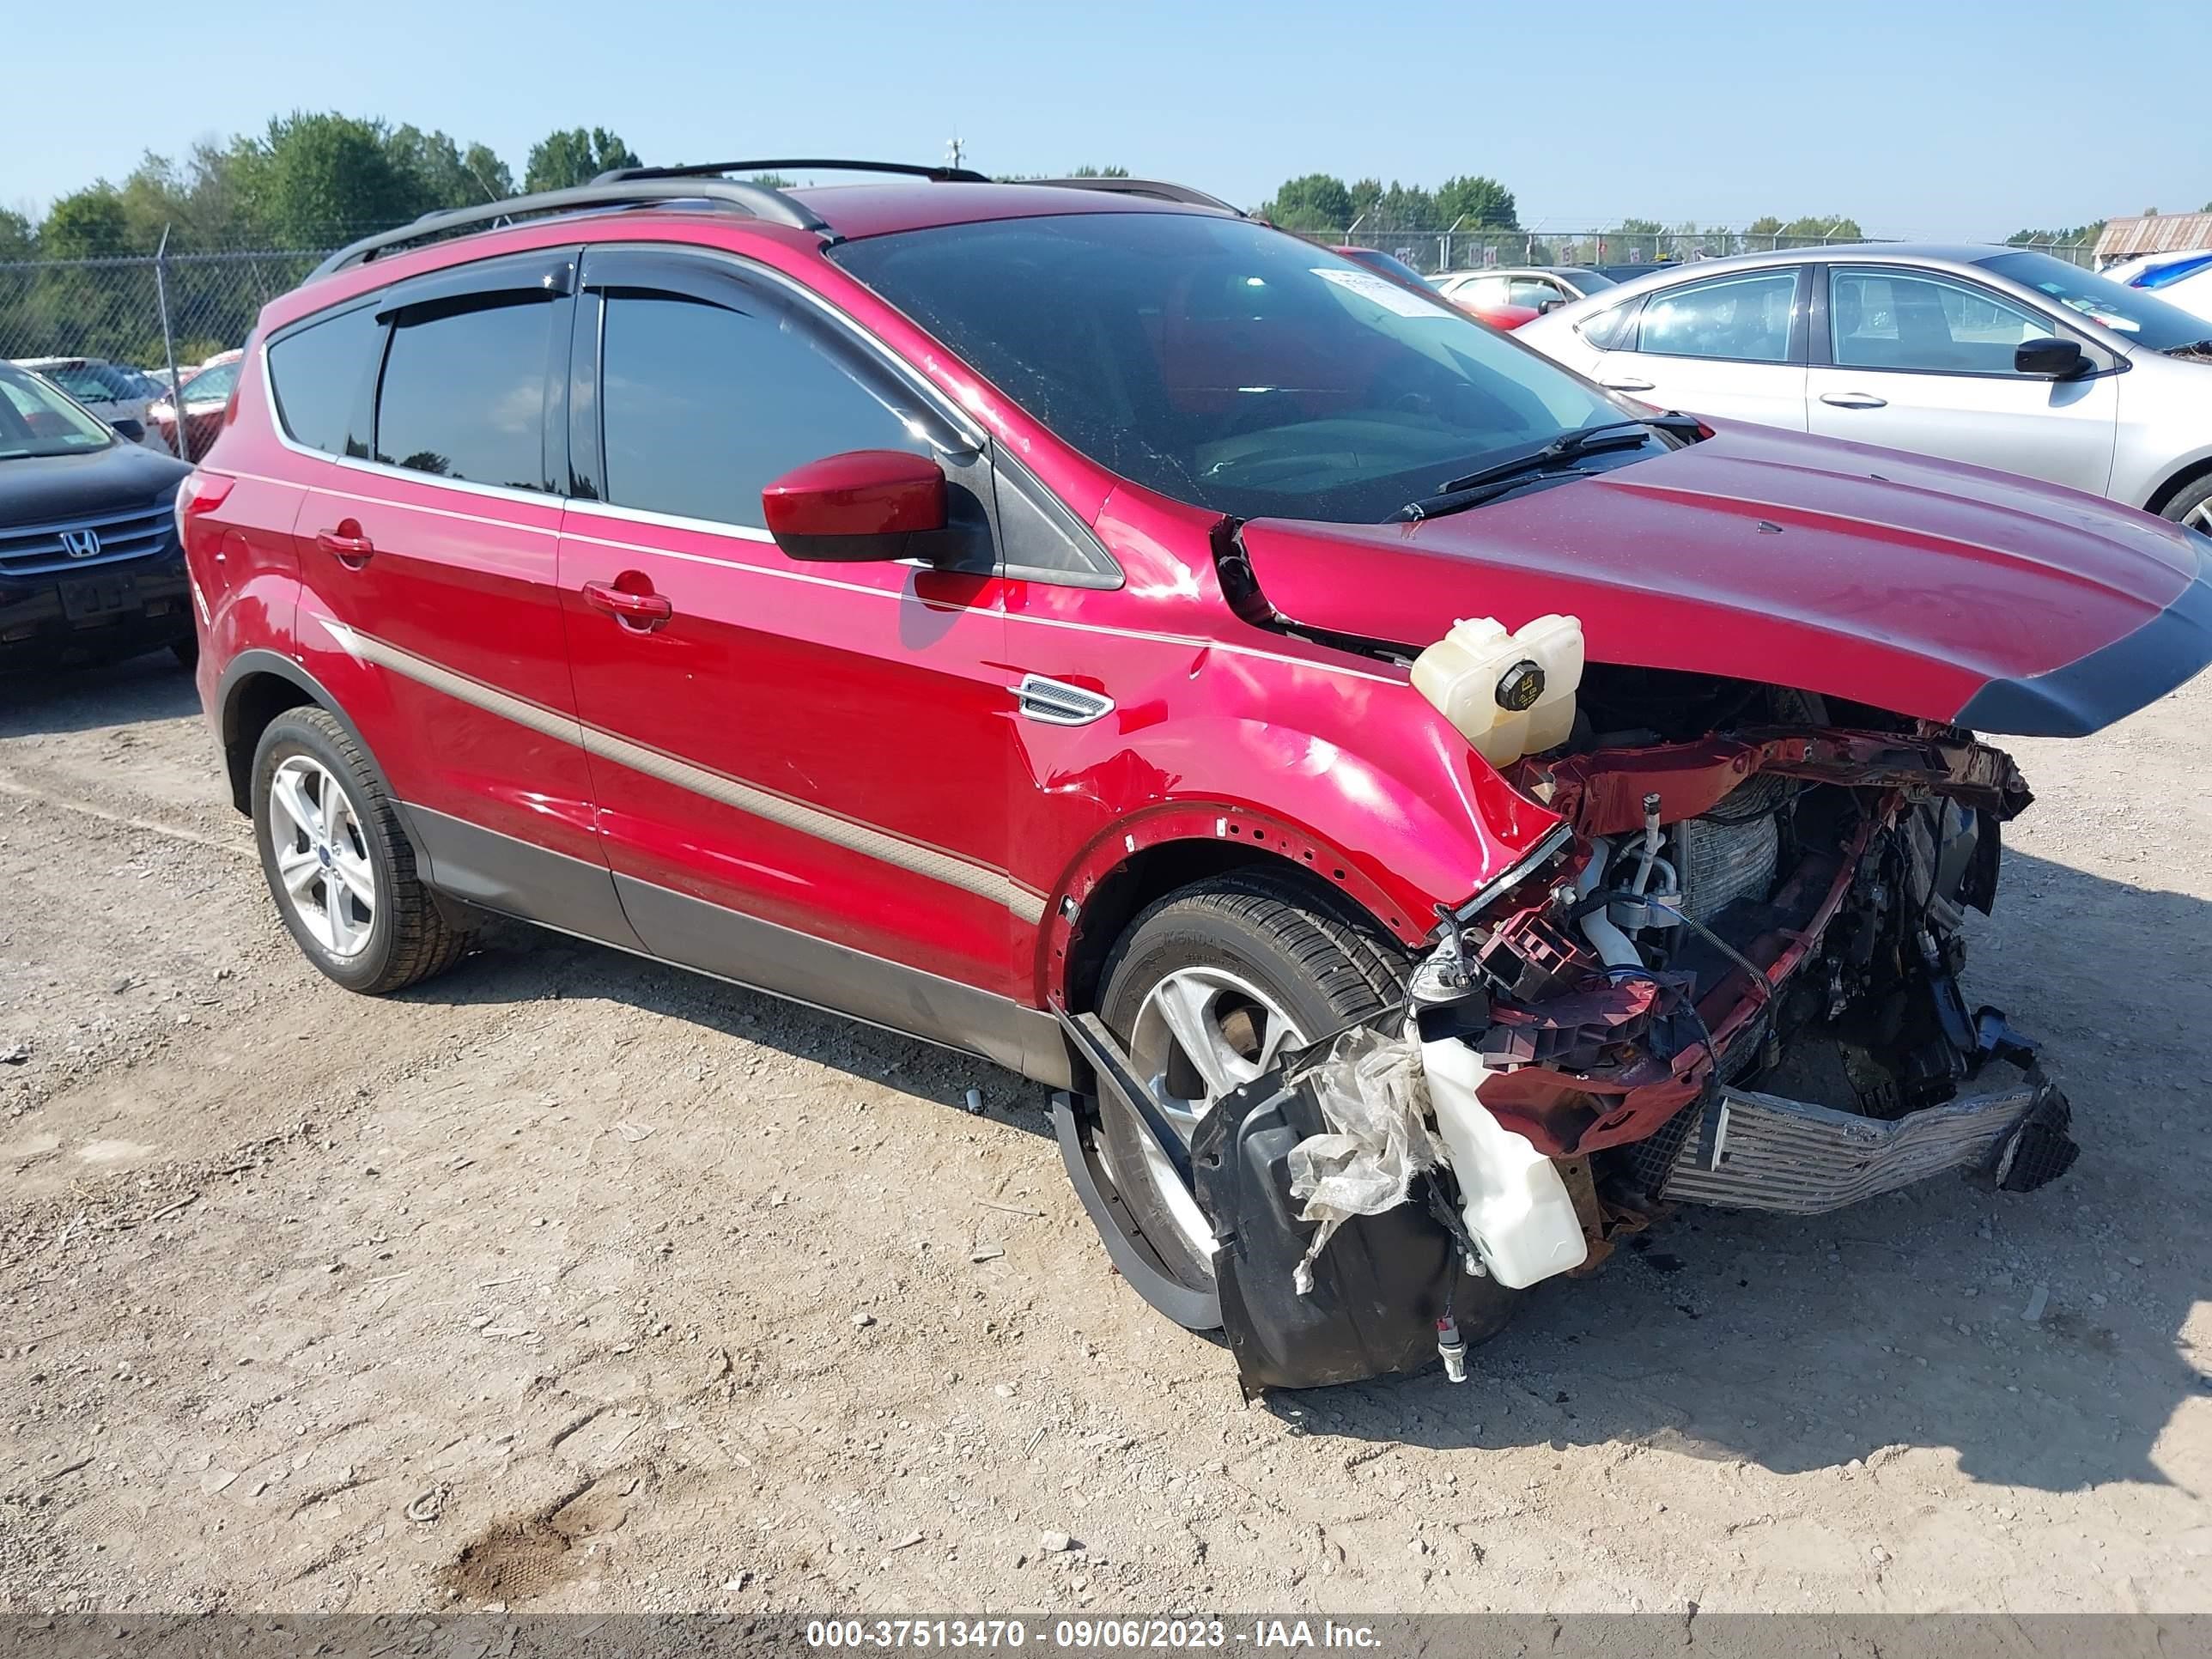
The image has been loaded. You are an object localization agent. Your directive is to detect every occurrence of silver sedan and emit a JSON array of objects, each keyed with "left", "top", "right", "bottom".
[{"left": 1517, "top": 245, "right": 2212, "bottom": 530}]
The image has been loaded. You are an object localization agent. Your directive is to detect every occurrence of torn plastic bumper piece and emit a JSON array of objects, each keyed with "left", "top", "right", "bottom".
[
  {"left": 1656, "top": 1060, "right": 2075, "bottom": 1215},
  {"left": 1052, "top": 1002, "right": 1487, "bottom": 1390},
  {"left": 1192, "top": 1056, "right": 1486, "bottom": 1395},
  {"left": 1050, "top": 1009, "right": 1222, "bottom": 1333}
]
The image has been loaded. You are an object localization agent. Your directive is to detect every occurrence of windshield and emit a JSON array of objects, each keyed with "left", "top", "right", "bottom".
[
  {"left": 834, "top": 213, "right": 1623, "bottom": 523},
  {"left": 1562, "top": 269, "right": 1618, "bottom": 291},
  {"left": 0, "top": 362, "right": 114, "bottom": 459},
  {"left": 1340, "top": 248, "right": 1437, "bottom": 290},
  {"left": 1974, "top": 251, "right": 2210, "bottom": 351}
]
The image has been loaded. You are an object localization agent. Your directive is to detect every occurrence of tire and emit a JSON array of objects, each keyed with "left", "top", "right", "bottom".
[
  {"left": 170, "top": 635, "right": 198, "bottom": 672},
  {"left": 1096, "top": 869, "right": 1409, "bottom": 1293},
  {"left": 250, "top": 706, "right": 470, "bottom": 994},
  {"left": 2160, "top": 473, "right": 2212, "bottom": 535}
]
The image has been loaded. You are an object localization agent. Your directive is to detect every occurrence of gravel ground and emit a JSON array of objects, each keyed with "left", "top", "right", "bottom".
[{"left": 2, "top": 653, "right": 2209, "bottom": 1616}]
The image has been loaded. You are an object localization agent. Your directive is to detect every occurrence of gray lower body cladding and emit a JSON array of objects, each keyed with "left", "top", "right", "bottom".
[{"left": 1657, "top": 1065, "right": 2069, "bottom": 1215}]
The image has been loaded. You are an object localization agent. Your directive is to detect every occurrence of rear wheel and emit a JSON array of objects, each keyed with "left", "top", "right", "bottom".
[
  {"left": 2160, "top": 474, "right": 2212, "bottom": 534},
  {"left": 251, "top": 707, "right": 470, "bottom": 994},
  {"left": 1096, "top": 870, "right": 1407, "bottom": 1293}
]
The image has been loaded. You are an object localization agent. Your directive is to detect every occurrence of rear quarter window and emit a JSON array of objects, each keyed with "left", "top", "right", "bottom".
[
  {"left": 1576, "top": 300, "right": 1641, "bottom": 350},
  {"left": 269, "top": 305, "right": 384, "bottom": 456}
]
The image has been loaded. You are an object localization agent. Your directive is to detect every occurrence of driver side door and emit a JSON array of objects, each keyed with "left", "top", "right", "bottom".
[{"left": 556, "top": 248, "right": 1034, "bottom": 1064}]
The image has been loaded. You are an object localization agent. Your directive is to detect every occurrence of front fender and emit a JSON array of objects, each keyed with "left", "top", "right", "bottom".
[{"left": 1018, "top": 682, "right": 1565, "bottom": 1005}]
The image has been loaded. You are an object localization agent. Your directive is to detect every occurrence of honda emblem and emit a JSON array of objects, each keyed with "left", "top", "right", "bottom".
[{"left": 61, "top": 529, "right": 101, "bottom": 560}]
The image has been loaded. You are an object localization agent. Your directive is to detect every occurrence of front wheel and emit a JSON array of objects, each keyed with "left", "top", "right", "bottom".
[
  {"left": 2160, "top": 474, "right": 2212, "bottom": 534},
  {"left": 250, "top": 706, "right": 470, "bottom": 994},
  {"left": 1096, "top": 870, "right": 1408, "bottom": 1294}
]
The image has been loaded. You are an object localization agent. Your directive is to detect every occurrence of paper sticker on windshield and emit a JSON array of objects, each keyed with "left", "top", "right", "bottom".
[
  {"left": 2059, "top": 296, "right": 2139, "bottom": 332},
  {"left": 1312, "top": 266, "right": 1441, "bottom": 318}
]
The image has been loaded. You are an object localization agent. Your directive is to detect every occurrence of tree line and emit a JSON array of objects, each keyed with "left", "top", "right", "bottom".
[{"left": 0, "top": 114, "right": 653, "bottom": 259}]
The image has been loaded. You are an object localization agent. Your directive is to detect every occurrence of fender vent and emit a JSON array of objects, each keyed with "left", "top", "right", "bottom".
[{"left": 1016, "top": 674, "right": 1115, "bottom": 726}]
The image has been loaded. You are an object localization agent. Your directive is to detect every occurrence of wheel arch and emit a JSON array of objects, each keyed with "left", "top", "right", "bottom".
[
  {"left": 2142, "top": 451, "right": 2212, "bottom": 519},
  {"left": 1044, "top": 805, "right": 1424, "bottom": 1018},
  {"left": 216, "top": 650, "right": 398, "bottom": 821}
]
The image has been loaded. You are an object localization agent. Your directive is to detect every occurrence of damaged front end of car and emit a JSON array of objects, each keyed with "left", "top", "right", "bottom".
[{"left": 1060, "top": 669, "right": 2082, "bottom": 1395}]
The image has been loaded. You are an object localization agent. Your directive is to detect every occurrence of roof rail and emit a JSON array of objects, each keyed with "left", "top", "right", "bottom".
[
  {"left": 1026, "top": 178, "right": 1245, "bottom": 216},
  {"left": 308, "top": 178, "right": 830, "bottom": 281},
  {"left": 596, "top": 158, "right": 993, "bottom": 185}
]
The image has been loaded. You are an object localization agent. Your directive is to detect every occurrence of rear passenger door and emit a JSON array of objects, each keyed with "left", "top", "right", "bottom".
[
  {"left": 555, "top": 248, "right": 1032, "bottom": 1055},
  {"left": 1588, "top": 266, "right": 1810, "bottom": 429},
  {"left": 284, "top": 248, "right": 635, "bottom": 941}
]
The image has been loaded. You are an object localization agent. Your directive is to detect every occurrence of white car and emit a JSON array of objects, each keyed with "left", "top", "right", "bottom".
[
  {"left": 9, "top": 356, "right": 161, "bottom": 447},
  {"left": 2102, "top": 248, "right": 2212, "bottom": 325},
  {"left": 1430, "top": 266, "right": 1616, "bottom": 315},
  {"left": 1518, "top": 244, "right": 2212, "bottom": 529}
]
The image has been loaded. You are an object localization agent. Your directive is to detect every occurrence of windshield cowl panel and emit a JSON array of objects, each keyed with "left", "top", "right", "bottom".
[{"left": 833, "top": 212, "right": 1630, "bottom": 525}]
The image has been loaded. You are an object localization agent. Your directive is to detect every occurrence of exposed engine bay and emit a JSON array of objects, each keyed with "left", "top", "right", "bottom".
[{"left": 1058, "top": 648, "right": 2082, "bottom": 1394}]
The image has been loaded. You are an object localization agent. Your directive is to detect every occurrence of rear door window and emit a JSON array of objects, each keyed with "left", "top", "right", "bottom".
[
  {"left": 374, "top": 300, "right": 555, "bottom": 489},
  {"left": 268, "top": 304, "right": 382, "bottom": 455},
  {"left": 1637, "top": 270, "right": 1802, "bottom": 362}
]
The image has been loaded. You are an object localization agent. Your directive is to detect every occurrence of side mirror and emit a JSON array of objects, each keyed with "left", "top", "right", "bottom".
[
  {"left": 761, "top": 449, "right": 947, "bottom": 563},
  {"left": 2015, "top": 337, "right": 2087, "bottom": 379},
  {"left": 110, "top": 417, "right": 146, "bottom": 442}
]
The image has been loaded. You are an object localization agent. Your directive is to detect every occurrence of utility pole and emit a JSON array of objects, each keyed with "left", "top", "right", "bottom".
[{"left": 945, "top": 135, "right": 965, "bottom": 170}]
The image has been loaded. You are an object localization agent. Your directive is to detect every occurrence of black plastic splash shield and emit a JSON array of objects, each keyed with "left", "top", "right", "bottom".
[{"left": 1191, "top": 1058, "right": 1510, "bottom": 1395}]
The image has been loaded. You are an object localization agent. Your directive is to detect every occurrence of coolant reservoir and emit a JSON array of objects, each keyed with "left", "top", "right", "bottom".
[
  {"left": 1412, "top": 613, "right": 1585, "bottom": 766},
  {"left": 1420, "top": 1036, "right": 1589, "bottom": 1289}
]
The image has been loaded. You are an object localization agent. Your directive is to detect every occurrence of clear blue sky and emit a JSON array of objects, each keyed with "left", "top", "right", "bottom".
[{"left": 12, "top": 0, "right": 2207, "bottom": 239}]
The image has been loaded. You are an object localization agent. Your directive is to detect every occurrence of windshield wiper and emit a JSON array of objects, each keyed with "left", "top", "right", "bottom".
[
  {"left": 1435, "top": 419, "right": 1658, "bottom": 497},
  {"left": 1390, "top": 466, "right": 1602, "bottom": 524}
]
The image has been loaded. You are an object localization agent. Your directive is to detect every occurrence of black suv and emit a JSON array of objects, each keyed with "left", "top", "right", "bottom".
[{"left": 0, "top": 360, "right": 193, "bottom": 671}]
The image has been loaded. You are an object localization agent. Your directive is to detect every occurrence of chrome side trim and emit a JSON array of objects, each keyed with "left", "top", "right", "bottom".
[
  {"left": 1015, "top": 673, "right": 1115, "bottom": 726},
  {"left": 322, "top": 617, "right": 1046, "bottom": 924}
]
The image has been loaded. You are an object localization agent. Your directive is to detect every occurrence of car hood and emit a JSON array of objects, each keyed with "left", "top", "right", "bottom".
[
  {"left": 1237, "top": 421, "right": 2212, "bottom": 737},
  {"left": 0, "top": 441, "right": 190, "bottom": 526}
]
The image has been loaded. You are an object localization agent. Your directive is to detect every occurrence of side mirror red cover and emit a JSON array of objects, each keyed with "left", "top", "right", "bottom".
[{"left": 761, "top": 449, "right": 947, "bottom": 563}]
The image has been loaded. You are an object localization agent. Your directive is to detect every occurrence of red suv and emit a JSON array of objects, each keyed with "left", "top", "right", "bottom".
[{"left": 182, "top": 162, "right": 2210, "bottom": 1389}]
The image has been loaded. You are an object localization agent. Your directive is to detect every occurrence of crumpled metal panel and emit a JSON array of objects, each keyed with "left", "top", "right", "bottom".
[{"left": 1660, "top": 1076, "right": 2043, "bottom": 1214}]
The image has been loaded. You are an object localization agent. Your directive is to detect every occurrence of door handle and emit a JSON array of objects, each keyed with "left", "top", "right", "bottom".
[
  {"left": 315, "top": 528, "right": 374, "bottom": 568},
  {"left": 581, "top": 577, "right": 673, "bottom": 631},
  {"left": 1820, "top": 392, "right": 1888, "bottom": 409},
  {"left": 1599, "top": 376, "right": 1655, "bottom": 392}
]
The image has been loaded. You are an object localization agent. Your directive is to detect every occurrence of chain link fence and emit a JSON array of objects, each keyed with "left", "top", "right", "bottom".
[
  {"left": 0, "top": 247, "right": 331, "bottom": 458},
  {"left": 0, "top": 223, "right": 2106, "bottom": 457},
  {"left": 1301, "top": 227, "right": 2100, "bottom": 276}
]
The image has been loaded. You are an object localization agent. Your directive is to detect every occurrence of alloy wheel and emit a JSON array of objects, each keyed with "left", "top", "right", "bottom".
[
  {"left": 265, "top": 755, "right": 377, "bottom": 958},
  {"left": 1123, "top": 966, "right": 1307, "bottom": 1261}
]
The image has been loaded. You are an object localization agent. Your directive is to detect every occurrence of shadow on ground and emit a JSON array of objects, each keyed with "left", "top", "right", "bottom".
[{"left": 0, "top": 649, "right": 200, "bottom": 738}]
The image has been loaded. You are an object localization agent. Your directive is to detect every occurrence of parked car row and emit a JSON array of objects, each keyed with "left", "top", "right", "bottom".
[{"left": 149, "top": 162, "right": 2207, "bottom": 1390}]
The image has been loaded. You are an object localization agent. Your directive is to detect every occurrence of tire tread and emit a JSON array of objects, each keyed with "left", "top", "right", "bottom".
[{"left": 262, "top": 707, "right": 469, "bottom": 994}]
